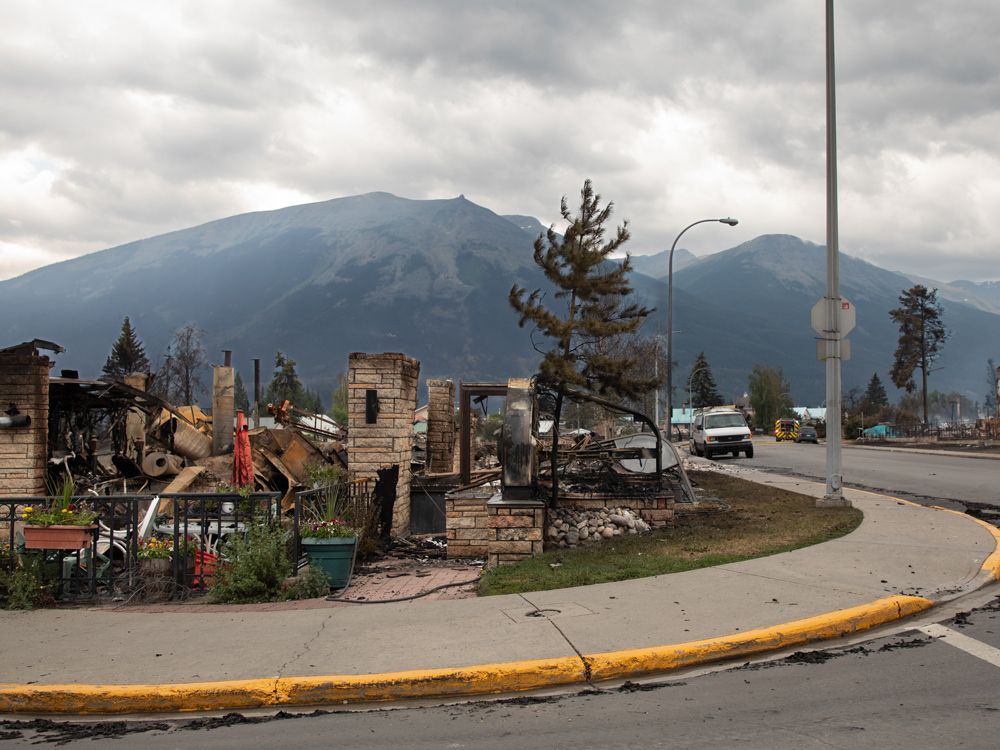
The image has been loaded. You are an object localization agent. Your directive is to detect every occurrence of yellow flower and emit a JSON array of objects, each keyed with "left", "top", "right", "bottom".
[
  {"left": 61, "top": 508, "right": 69, "bottom": 513},
  {"left": 24, "top": 506, "right": 33, "bottom": 513}
]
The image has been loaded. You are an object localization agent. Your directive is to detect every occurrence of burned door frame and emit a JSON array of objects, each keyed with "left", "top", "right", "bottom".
[{"left": 458, "top": 382, "right": 508, "bottom": 485}]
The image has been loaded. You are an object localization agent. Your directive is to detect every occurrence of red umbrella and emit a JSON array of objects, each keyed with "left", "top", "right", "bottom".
[{"left": 232, "top": 410, "right": 254, "bottom": 487}]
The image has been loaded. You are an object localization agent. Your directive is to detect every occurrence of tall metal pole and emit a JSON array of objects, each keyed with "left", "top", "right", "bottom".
[
  {"left": 665, "top": 217, "right": 738, "bottom": 443},
  {"left": 821, "top": 0, "right": 849, "bottom": 506}
]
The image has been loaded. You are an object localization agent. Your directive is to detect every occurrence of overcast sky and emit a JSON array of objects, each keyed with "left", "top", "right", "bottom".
[{"left": 2, "top": 1, "right": 998, "bottom": 282}]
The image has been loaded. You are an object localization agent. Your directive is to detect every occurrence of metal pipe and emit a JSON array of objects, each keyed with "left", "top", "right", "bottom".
[
  {"left": 0, "top": 414, "right": 30, "bottom": 429},
  {"left": 253, "top": 358, "right": 261, "bottom": 429}
]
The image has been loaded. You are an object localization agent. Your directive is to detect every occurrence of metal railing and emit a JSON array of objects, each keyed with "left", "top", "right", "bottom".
[
  {"left": 1, "top": 491, "right": 279, "bottom": 602},
  {"left": 293, "top": 479, "right": 374, "bottom": 569},
  {"left": 2, "top": 481, "right": 377, "bottom": 603}
]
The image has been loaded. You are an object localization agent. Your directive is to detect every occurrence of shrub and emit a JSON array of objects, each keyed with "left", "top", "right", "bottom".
[
  {"left": 210, "top": 522, "right": 292, "bottom": 604},
  {"left": 1, "top": 558, "right": 48, "bottom": 610},
  {"left": 283, "top": 565, "right": 330, "bottom": 601}
]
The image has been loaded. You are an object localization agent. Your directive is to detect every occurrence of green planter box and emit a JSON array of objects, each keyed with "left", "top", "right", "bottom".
[{"left": 301, "top": 536, "right": 356, "bottom": 589}]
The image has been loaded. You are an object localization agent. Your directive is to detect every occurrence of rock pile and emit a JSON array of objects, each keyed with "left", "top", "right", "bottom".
[{"left": 546, "top": 507, "right": 651, "bottom": 548}]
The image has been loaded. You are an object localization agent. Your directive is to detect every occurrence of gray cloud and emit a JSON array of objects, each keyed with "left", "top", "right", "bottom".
[{"left": 1, "top": 0, "right": 998, "bottom": 282}]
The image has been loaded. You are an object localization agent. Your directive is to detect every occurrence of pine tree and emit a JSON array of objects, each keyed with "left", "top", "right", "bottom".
[
  {"left": 102, "top": 317, "right": 150, "bottom": 380},
  {"left": 862, "top": 372, "right": 889, "bottom": 411},
  {"left": 986, "top": 359, "right": 997, "bottom": 418},
  {"left": 889, "top": 285, "right": 948, "bottom": 426},
  {"left": 328, "top": 372, "right": 348, "bottom": 425},
  {"left": 264, "top": 352, "right": 304, "bottom": 406},
  {"left": 509, "top": 179, "right": 653, "bottom": 504},
  {"left": 688, "top": 352, "right": 723, "bottom": 409},
  {"left": 234, "top": 371, "right": 250, "bottom": 414}
]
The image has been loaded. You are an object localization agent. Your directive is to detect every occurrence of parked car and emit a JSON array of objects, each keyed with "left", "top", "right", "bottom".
[
  {"left": 690, "top": 408, "right": 754, "bottom": 459},
  {"left": 795, "top": 425, "right": 819, "bottom": 444}
]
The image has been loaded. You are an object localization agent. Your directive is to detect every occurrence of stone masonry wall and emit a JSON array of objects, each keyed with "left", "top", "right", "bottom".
[
  {"left": 445, "top": 493, "right": 490, "bottom": 559},
  {"left": 486, "top": 501, "right": 545, "bottom": 568},
  {"left": 445, "top": 494, "right": 545, "bottom": 567},
  {"left": 0, "top": 351, "right": 50, "bottom": 497},
  {"left": 425, "top": 379, "right": 456, "bottom": 474},
  {"left": 347, "top": 352, "right": 420, "bottom": 536}
]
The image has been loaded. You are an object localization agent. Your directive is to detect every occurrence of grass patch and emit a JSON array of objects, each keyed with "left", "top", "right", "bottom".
[{"left": 478, "top": 470, "right": 862, "bottom": 596}]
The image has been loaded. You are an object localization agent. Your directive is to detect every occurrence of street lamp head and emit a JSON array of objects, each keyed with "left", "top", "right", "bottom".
[{"left": 719, "top": 217, "right": 739, "bottom": 226}]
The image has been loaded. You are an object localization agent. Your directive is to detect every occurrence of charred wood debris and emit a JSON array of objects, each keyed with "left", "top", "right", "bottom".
[{"left": 46, "top": 372, "right": 345, "bottom": 508}]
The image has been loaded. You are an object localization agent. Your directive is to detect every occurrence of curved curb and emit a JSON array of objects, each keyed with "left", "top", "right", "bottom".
[
  {"left": 928, "top": 505, "right": 1000, "bottom": 582},
  {"left": 0, "top": 595, "right": 931, "bottom": 715}
]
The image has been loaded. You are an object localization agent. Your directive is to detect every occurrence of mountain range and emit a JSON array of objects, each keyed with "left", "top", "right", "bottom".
[{"left": 1, "top": 192, "right": 997, "bottom": 407}]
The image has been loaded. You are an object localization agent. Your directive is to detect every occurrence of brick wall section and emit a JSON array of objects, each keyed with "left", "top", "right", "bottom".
[
  {"left": 0, "top": 351, "right": 50, "bottom": 497},
  {"left": 445, "top": 494, "right": 491, "bottom": 558},
  {"left": 557, "top": 491, "right": 677, "bottom": 528},
  {"left": 347, "top": 352, "right": 420, "bottom": 536},
  {"left": 486, "top": 501, "right": 545, "bottom": 568},
  {"left": 425, "top": 379, "right": 456, "bottom": 474}
]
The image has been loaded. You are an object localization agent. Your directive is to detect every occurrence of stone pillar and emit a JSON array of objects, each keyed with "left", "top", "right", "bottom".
[
  {"left": 425, "top": 379, "right": 456, "bottom": 474},
  {"left": 211, "top": 365, "right": 235, "bottom": 455},
  {"left": 0, "top": 348, "right": 51, "bottom": 496},
  {"left": 348, "top": 352, "right": 420, "bottom": 535}
]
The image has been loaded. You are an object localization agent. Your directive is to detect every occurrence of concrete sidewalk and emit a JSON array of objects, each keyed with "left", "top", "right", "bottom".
[
  {"left": 1, "top": 468, "right": 998, "bottom": 714},
  {"left": 844, "top": 443, "right": 1000, "bottom": 460}
]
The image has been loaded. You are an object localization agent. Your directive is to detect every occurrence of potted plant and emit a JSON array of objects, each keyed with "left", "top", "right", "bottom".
[
  {"left": 137, "top": 536, "right": 174, "bottom": 600},
  {"left": 300, "top": 517, "right": 356, "bottom": 589},
  {"left": 20, "top": 480, "right": 99, "bottom": 550}
]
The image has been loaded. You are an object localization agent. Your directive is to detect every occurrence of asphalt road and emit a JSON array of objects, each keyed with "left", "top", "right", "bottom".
[
  {"left": 726, "top": 437, "right": 1000, "bottom": 509},
  {"left": 4, "top": 596, "right": 998, "bottom": 749}
]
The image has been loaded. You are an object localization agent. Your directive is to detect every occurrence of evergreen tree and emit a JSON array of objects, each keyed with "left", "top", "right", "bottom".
[
  {"left": 328, "top": 372, "right": 348, "bottom": 425},
  {"left": 102, "top": 317, "right": 150, "bottom": 380},
  {"left": 889, "top": 285, "right": 948, "bottom": 426},
  {"left": 234, "top": 371, "right": 250, "bottom": 414},
  {"left": 986, "top": 359, "right": 997, "bottom": 418},
  {"left": 264, "top": 352, "right": 304, "bottom": 406},
  {"left": 862, "top": 372, "right": 889, "bottom": 410},
  {"left": 262, "top": 352, "right": 323, "bottom": 413},
  {"left": 687, "top": 352, "right": 723, "bottom": 409},
  {"left": 509, "top": 179, "right": 653, "bottom": 504}
]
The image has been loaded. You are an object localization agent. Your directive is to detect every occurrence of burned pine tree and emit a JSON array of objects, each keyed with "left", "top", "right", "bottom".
[{"left": 509, "top": 179, "right": 653, "bottom": 506}]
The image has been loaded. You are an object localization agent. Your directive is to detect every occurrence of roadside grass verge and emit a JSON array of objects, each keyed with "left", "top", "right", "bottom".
[{"left": 478, "top": 469, "right": 862, "bottom": 596}]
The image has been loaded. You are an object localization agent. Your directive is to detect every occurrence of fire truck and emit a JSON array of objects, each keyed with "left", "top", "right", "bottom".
[{"left": 774, "top": 417, "right": 800, "bottom": 441}]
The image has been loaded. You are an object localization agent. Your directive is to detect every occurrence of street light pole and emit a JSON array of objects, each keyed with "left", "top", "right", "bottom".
[
  {"left": 820, "top": 0, "right": 850, "bottom": 507},
  {"left": 666, "top": 217, "right": 738, "bottom": 442}
]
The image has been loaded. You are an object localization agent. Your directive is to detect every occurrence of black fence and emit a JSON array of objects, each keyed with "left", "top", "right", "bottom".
[
  {"left": 1, "top": 482, "right": 372, "bottom": 603},
  {"left": 293, "top": 479, "right": 374, "bottom": 568}
]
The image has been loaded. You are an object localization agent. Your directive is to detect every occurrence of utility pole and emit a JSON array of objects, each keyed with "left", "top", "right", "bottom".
[{"left": 818, "top": 0, "right": 850, "bottom": 507}]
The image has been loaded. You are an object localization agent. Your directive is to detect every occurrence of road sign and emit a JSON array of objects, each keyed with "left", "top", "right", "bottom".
[
  {"left": 817, "top": 338, "right": 851, "bottom": 361},
  {"left": 811, "top": 297, "right": 856, "bottom": 336}
]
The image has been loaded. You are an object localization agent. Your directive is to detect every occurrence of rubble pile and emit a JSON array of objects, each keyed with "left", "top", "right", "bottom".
[{"left": 546, "top": 506, "right": 651, "bottom": 548}]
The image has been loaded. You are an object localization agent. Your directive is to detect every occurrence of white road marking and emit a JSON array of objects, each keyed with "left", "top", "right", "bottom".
[{"left": 917, "top": 624, "right": 1000, "bottom": 669}]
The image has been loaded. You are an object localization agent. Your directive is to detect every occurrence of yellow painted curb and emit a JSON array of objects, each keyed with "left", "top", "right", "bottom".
[
  {"left": 0, "top": 656, "right": 584, "bottom": 715},
  {"left": 0, "top": 595, "right": 931, "bottom": 715},
  {"left": 585, "top": 594, "right": 932, "bottom": 682}
]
